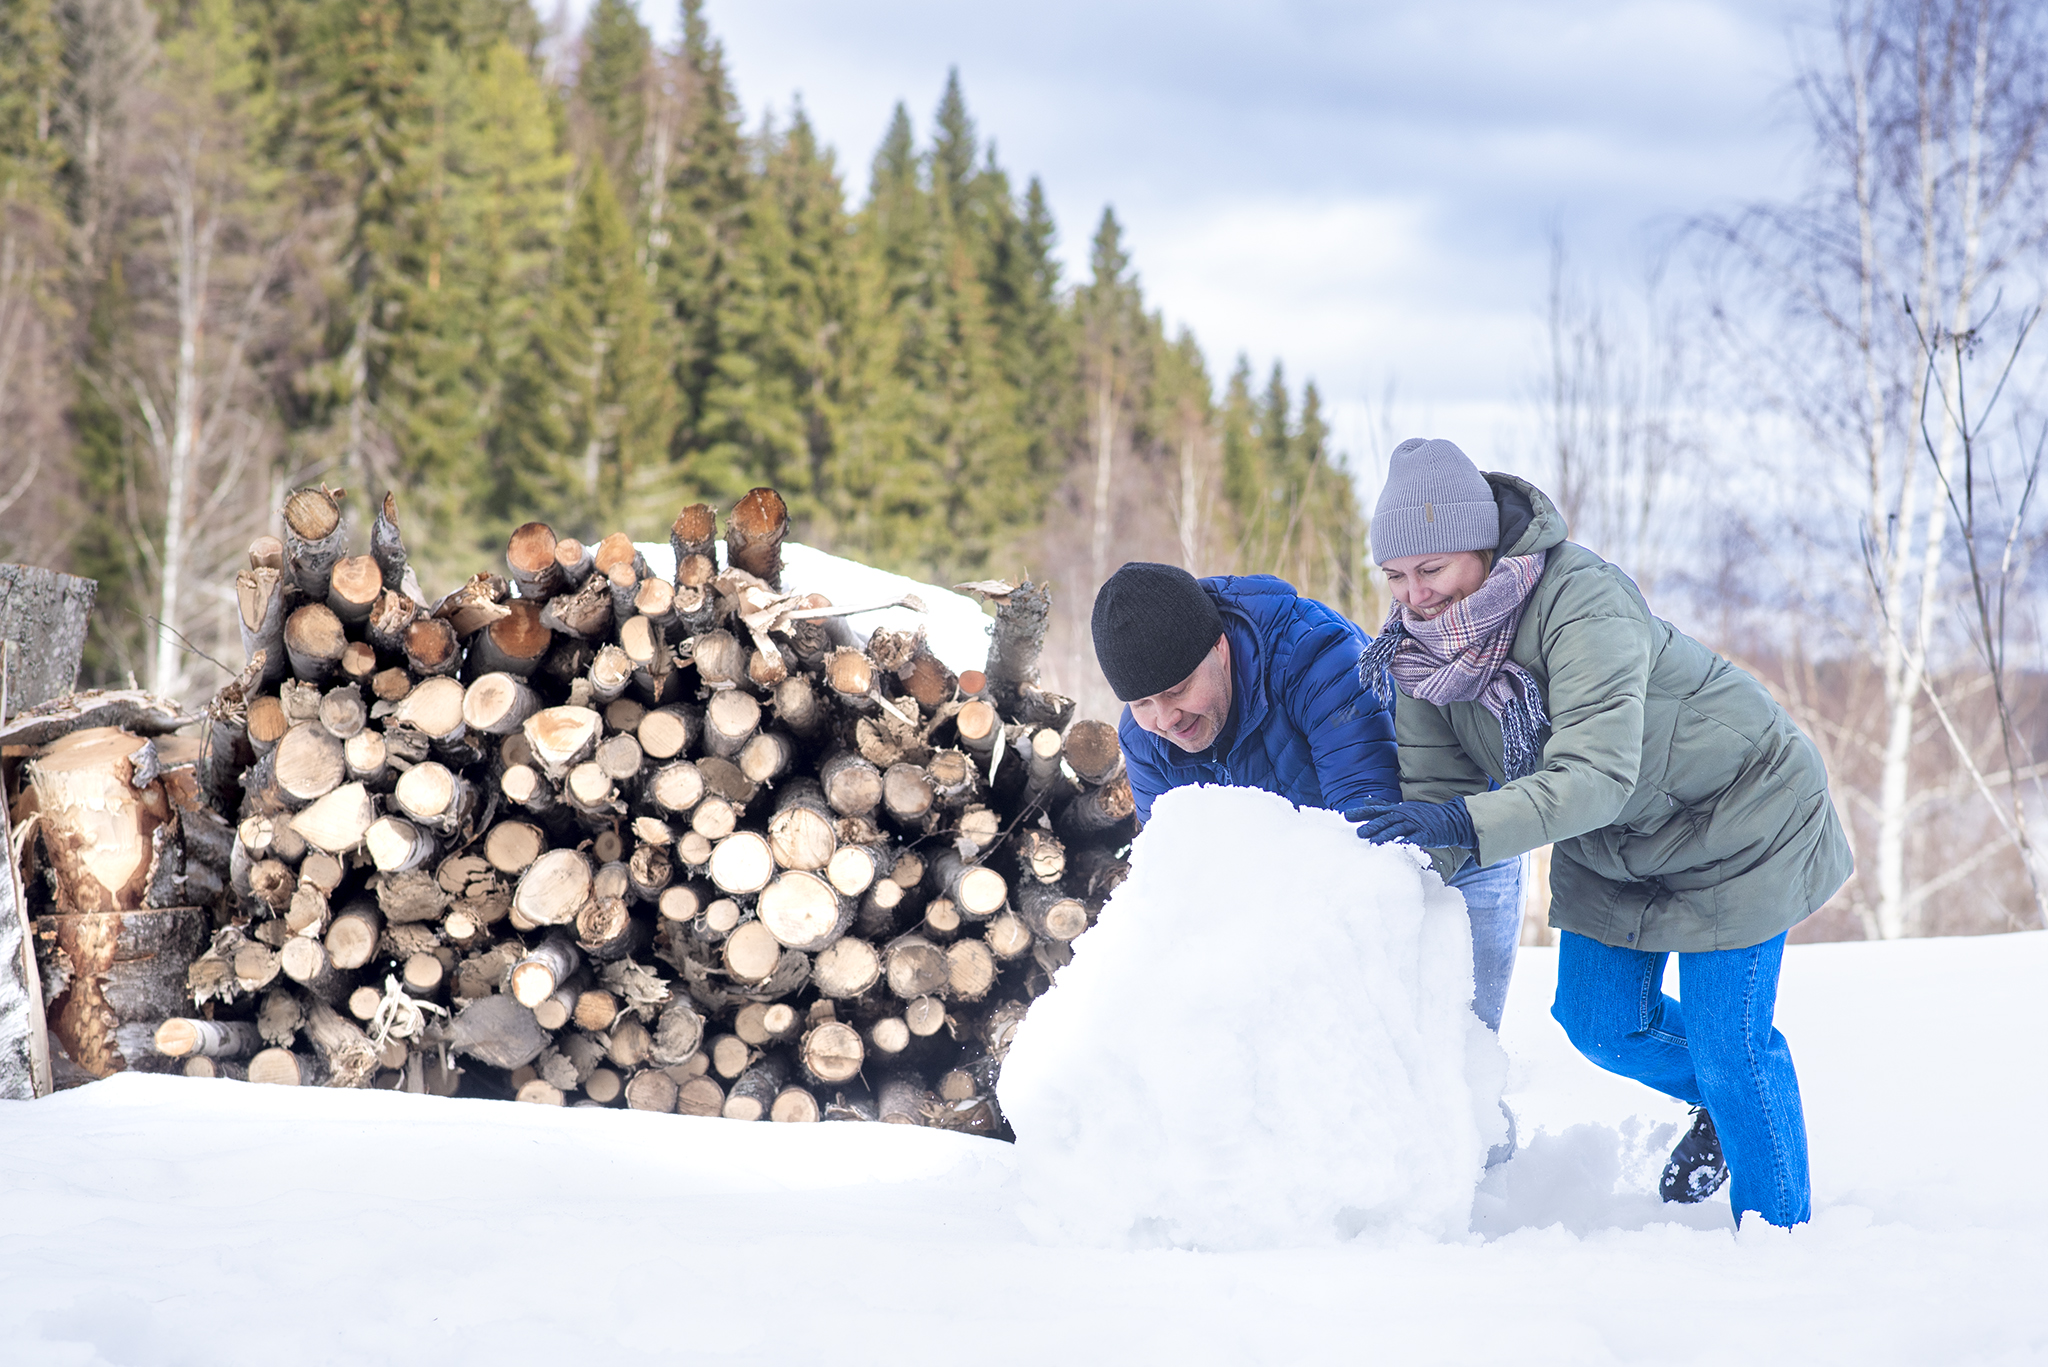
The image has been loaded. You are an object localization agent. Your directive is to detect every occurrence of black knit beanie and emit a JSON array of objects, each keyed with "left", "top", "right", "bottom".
[{"left": 1090, "top": 562, "right": 1225, "bottom": 702}]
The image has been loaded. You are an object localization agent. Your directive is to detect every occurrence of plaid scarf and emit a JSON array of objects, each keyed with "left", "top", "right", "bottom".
[{"left": 1357, "top": 551, "right": 1550, "bottom": 780}]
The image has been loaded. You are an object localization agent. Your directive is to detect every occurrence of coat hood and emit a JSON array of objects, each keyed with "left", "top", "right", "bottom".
[{"left": 1486, "top": 472, "right": 1568, "bottom": 558}]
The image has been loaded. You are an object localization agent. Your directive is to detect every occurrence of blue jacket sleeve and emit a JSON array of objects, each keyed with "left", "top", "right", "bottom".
[
  {"left": 1279, "top": 608, "right": 1400, "bottom": 812},
  {"left": 1118, "top": 708, "right": 1169, "bottom": 824}
]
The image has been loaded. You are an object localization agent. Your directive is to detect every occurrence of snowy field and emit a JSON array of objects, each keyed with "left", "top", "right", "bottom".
[{"left": 4, "top": 790, "right": 2047, "bottom": 1364}]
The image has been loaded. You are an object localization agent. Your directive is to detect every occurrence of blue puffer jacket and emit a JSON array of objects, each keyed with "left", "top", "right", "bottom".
[{"left": 1118, "top": 575, "right": 1400, "bottom": 822}]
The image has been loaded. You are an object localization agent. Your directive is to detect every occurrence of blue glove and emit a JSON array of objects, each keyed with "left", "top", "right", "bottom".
[{"left": 1343, "top": 797, "right": 1477, "bottom": 851}]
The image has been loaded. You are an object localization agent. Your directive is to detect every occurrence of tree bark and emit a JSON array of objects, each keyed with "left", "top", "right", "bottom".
[
  {"left": 510, "top": 931, "right": 583, "bottom": 1008},
  {"left": 37, "top": 906, "right": 206, "bottom": 1083},
  {"left": 704, "top": 688, "right": 761, "bottom": 759},
  {"left": 708, "top": 1053, "right": 778, "bottom": 1120},
  {"left": 725, "top": 488, "right": 788, "bottom": 589},
  {"left": 0, "top": 563, "right": 97, "bottom": 719},
  {"left": 932, "top": 850, "right": 1007, "bottom": 920},
  {"left": 324, "top": 901, "right": 383, "bottom": 972},
  {"left": 463, "top": 673, "right": 541, "bottom": 737},
  {"left": 326, "top": 555, "right": 382, "bottom": 625},
  {"left": 363, "top": 589, "right": 418, "bottom": 657},
  {"left": 273, "top": 724, "right": 346, "bottom": 807},
  {"left": 0, "top": 762, "right": 50, "bottom": 1097},
  {"left": 1018, "top": 881, "right": 1089, "bottom": 942},
  {"left": 248, "top": 1047, "right": 324, "bottom": 1086},
  {"left": 283, "top": 487, "right": 346, "bottom": 600},
  {"left": 771, "top": 674, "right": 827, "bottom": 738},
  {"left": 153, "top": 1017, "right": 259, "bottom": 1060},
  {"left": 768, "top": 780, "right": 837, "bottom": 871},
  {"left": 445, "top": 994, "right": 550, "bottom": 1070},
  {"left": 538, "top": 573, "right": 613, "bottom": 640},
  {"left": 301, "top": 991, "right": 380, "bottom": 1087},
  {"left": 506, "top": 523, "right": 564, "bottom": 600},
  {"left": 288, "top": 782, "right": 375, "bottom": 856},
  {"left": 403, "top": 617, "right": 461, "bottom": 678},
  {"left": 691, "top": 630, "right": 749, "bottom": 689},
  {"left": 1055, "top": 774, "right": 1137, "bottom": 848},
  {"left": 819, "top": 750, "right": 882, "bottom": 818},
  {"left": 670, "top": 504, "right": 717, "bottom": 578}
]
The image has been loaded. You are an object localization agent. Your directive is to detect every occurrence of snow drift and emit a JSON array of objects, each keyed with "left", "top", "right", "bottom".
[{"left": 998, "top": 784, "right": 1508, "bottom": 1249}]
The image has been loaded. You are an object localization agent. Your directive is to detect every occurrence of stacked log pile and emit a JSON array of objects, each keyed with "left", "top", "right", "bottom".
[{"left": 160, "top": 485, "right": 1131, "bottom": 1133}]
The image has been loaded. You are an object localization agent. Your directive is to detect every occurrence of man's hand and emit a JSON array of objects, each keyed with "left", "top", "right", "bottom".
[{"left": 1343, "top": 797, "right": 1477, "bottom": 851}]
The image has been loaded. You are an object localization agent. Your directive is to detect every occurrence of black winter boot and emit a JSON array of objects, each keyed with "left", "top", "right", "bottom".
[{"left": 1659, "top": 1107, "right": 1730, "bottom": 1204}]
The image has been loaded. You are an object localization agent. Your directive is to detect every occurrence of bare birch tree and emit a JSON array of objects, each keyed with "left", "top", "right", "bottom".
[
  {"left": 1542, "top": 235, "right": 1697, "bottom": 598},
  {"left": 105, "top": 0, "right": 286, "bottom": 701},
  {"left": 0, "top": 191, "right": 62, "bottom": 546},
  {"left": 1699, "top": 0, "right": 2048, "bottom": 938}
]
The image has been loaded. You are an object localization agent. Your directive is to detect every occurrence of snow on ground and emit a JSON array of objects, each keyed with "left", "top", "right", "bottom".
[
  {"left": 4, "top": 796, "right": 2048, "bottom": 1363},
  {"left": 636, "top": 539, "right": 993, "bottom": 674},
  {"left": 1001, "top": 786, "right": 1506, "bottom": 1248}
]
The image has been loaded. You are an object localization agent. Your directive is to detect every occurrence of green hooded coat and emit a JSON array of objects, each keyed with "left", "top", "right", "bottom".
[{"left": 1396, "top": 474, "right": 1853, "bottom": 952}]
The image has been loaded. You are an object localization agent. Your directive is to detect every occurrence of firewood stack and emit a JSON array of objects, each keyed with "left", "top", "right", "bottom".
[{"left": 167, "top": 485, "right": 1133, "bottom": 1134}]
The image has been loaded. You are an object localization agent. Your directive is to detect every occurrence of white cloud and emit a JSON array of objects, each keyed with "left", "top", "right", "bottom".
[
  {"left": 1132, "top": 195, "right": 1541, "bottom": 407},
  {"left": 583, "top": 0, "right": 1817, "bottom": 453}
]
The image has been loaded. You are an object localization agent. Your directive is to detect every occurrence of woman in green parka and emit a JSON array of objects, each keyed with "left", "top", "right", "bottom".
[{"left": 1345, "top": 437, "right": 1852, "bottom": 1229}]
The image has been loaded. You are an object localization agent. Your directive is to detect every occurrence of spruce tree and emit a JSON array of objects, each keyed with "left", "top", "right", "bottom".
[
  {"left": 1076, "top": 206, "right": 1155, "bottom": 587},
  {"left": 0, "top": 0, "right": 61, "bottom": 186},
  {"left": 295, "top": 0, "right": 429, "bottom": 492},
  {"left": 499, "top": 159, "right": 673, "bottom": 540},
  {"left": 391, "top": 37, "right": 570, "bottom": 572},
  {"left": 1286, "top": 379, "right": 1366, "bottom": 618},
  {"left": 1219, "top": 354, "right": 1267, "bottom": 565},
  {"left": 0, "top": 0, "right": 69, "bottom": 569},
  {"left": 576, "top": 0, "right": 649, "bottom": 203},
  {"left": 863, "top": 103, "right": 924, "bottom": 301},
  {"left": 696, "top": 107, "right": 855, "bottom": 524},
  {"left": 658, "top": 0, "right": 749, "bottom": 479}
]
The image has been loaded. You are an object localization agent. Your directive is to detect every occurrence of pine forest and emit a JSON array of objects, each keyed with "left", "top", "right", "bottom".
[{"left": 0, "top": 0, "right": 1369, "bottom": 720}]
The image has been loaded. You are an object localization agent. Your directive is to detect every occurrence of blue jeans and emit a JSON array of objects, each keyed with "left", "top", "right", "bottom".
[
  {"left": 1447, "top": 856, "right": 1523, "bottom": 1033},
  {"left": 1551, "top": 931, "right": 1810, "bottom": 1227}
]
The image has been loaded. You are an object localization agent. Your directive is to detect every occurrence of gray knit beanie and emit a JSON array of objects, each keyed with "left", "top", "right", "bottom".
[
  {"left": 1369, "top": 437, "right": 1500, "bottom": 564},
  {"left": 1091, "top": 562, "right": 1226, "bottom": 702}
]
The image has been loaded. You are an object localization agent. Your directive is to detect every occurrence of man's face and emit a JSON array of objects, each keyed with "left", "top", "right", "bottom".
[{"left": 1127, "top": 635, "right": 1232, "bottom": 753}]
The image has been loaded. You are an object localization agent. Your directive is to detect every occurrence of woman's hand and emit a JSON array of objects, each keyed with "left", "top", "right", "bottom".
[{"left": 1344, "top": 797, "right": 1477, "bottom": 850}]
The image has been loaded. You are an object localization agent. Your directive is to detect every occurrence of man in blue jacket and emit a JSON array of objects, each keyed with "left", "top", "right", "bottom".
[{"left": 1090, "top": 561, "right": 1525, "bottom": 1033}]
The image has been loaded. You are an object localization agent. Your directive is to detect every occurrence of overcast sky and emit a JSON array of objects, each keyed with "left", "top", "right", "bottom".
[{"left": 607, "top": 0, "right": 1816, "bottom": 482}]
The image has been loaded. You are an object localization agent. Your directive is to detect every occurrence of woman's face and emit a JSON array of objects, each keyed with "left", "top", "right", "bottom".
[{"left": 1380, "top": 551, "right": 1491, "bottom": 621}]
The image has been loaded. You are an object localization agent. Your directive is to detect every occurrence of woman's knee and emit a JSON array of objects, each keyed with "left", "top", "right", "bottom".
[
  {"left": 1552, "top": 933, "right": 1655, "bottom": 1055},
  {"left": 1550, "top": 983, "right": 1636, "bottom": 1060}
]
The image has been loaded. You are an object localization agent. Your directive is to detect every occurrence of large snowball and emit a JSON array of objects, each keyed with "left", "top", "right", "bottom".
[{"left": 998, "top": 784, "right": 1507, "bottom": 1249}]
